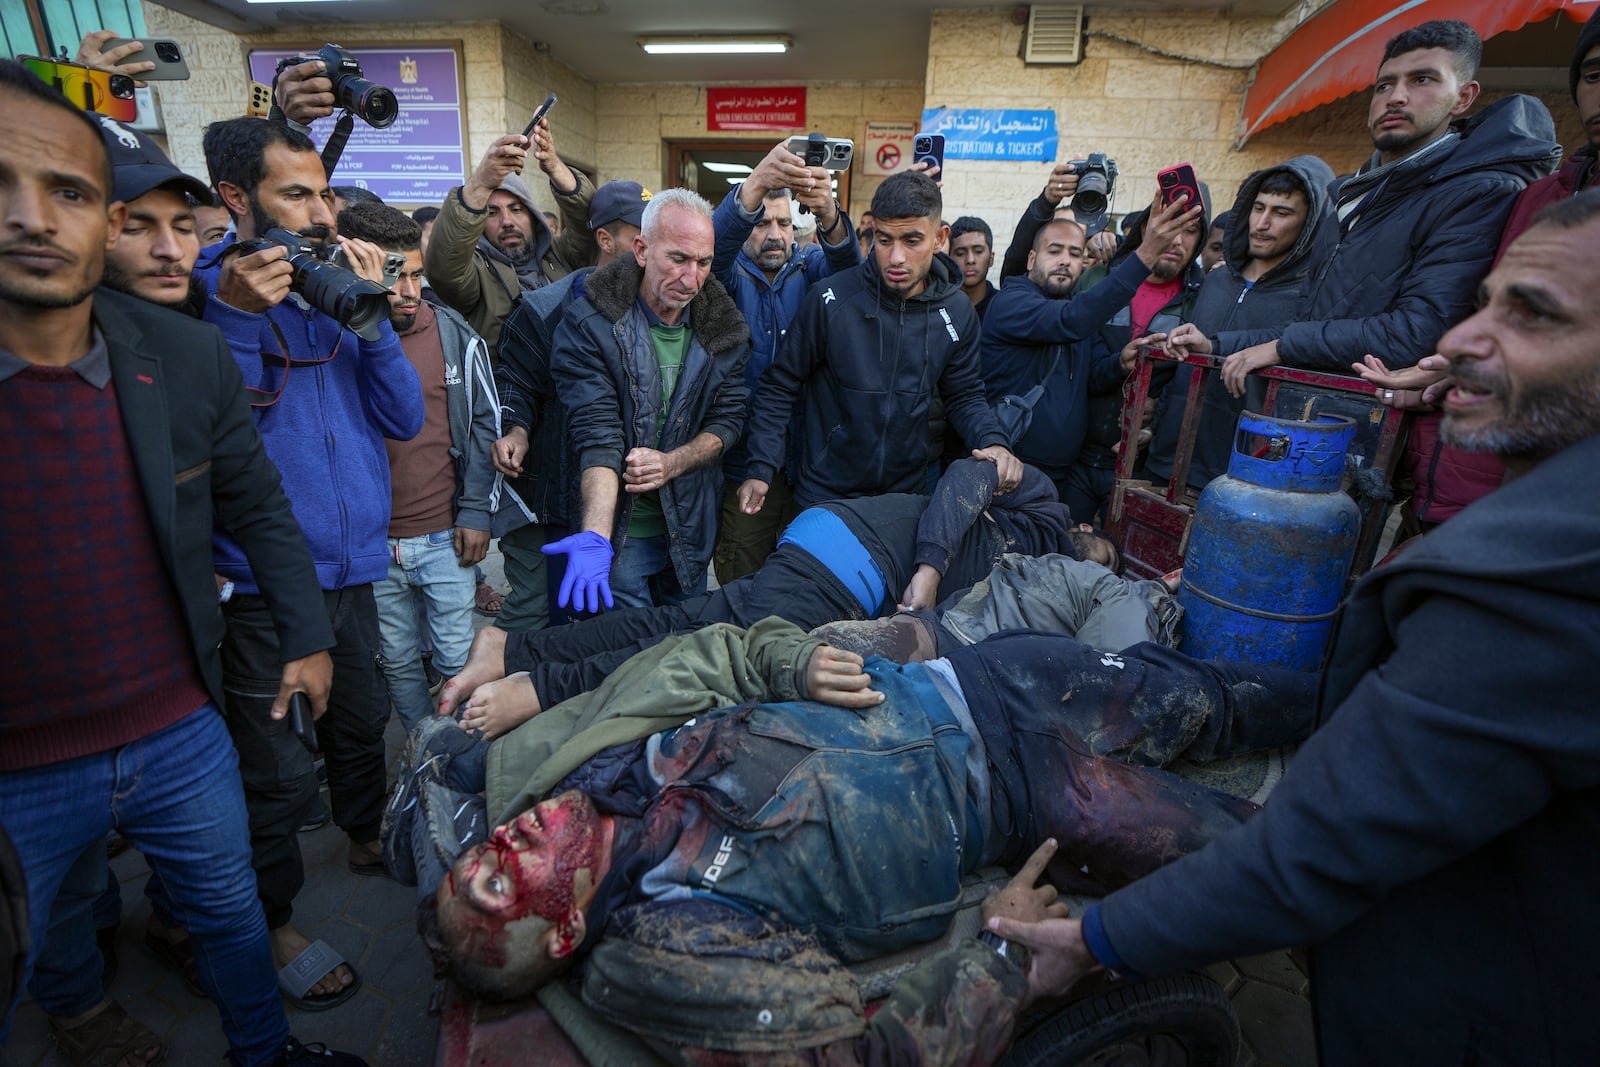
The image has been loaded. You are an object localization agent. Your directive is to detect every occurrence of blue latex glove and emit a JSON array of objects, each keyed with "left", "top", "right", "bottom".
[{"left": 542, "top": 531, "right": 616, "bottom": 613}]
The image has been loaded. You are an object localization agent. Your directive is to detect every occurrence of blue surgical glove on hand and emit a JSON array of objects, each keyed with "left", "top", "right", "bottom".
[{"left": 542, "top": 531, "right": 616, "bottom": 614}]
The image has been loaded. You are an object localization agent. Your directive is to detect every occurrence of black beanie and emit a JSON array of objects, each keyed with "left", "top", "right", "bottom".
[{"left": 1570, "top": 6, "right": 1600, "bottom": 102}]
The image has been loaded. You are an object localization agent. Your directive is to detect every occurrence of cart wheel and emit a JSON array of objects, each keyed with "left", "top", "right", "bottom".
[{"left": 998, "top": 973, "right": 1240, "bottom": 1067}]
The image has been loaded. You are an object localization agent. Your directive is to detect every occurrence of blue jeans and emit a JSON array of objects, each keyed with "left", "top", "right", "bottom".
[
  {"left": 374, "top": 530, "right": 478, "bottom": 734},
  {"left": 609, "top": 533, "right": 707, "bottom": 610},
  {"left": 0, "top": 706, "right": 290, "bottom": 1066}
]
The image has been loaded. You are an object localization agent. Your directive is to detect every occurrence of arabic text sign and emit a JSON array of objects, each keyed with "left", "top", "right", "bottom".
[
  {"left": 706, "top": 86, "right": 806, "bottom": 131},
  {"left": 248, "top": 47, "right": 466, "bottom": 204},
  {"left": 918, "top": 108, "right": 1058, "bottom": 162},
  {"left": 862, "top": 121, "right": 916, "bottom": 177}
]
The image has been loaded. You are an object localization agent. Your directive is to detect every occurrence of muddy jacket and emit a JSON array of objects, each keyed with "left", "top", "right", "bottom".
[
  {"left": 1225, "top": 95, "right": 1560, "bottom": 370},
  {"left": 550, "top": 257, "right": 751, "bottom": 588},
  {"left": 1145, "top": 155, "right": 1336, "bottom": 488},
  {"left": 424, "top": 170, "right": 596, "bottom": 355},
  {"left": 741, "top": 252, "right": 1009, "bottom": 506},
  {"left": 1089, "top": 432, "right": 1600, "bottom": 1066}
]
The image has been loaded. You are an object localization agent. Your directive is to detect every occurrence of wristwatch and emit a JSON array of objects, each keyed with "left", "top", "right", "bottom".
[{"left": 978, "top": 929, "right": 1012, "bottom": 959}]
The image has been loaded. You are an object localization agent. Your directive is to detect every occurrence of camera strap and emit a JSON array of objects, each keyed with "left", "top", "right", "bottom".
[{"left": 318, "top": 111, "right": 355, "bottom": 179}]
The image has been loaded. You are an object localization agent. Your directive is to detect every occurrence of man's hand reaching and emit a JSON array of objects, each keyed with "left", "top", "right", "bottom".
[
  {"left": 437, "top": 626, "right": 508, "bottom": 718},
  {"left": 805, "top": 646, "right": 883, "bottom": 708},
  {"left": 971, "top": 445, "right": 1023, "bottom": 493},
  {"left": 898, "top": 564, "right": 942, "bottom": 612}
]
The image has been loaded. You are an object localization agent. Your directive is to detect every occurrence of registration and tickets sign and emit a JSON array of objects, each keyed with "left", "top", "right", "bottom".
[
  {"left": 918, "top": 108, "right": 1059, "bottom": 162},
  {"left": 248, "top": 47, "right": 467, "bottom": 204}
]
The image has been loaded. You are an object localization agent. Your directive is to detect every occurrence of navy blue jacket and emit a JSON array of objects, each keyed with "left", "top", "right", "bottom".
[
  {"left": 712, "top": 186, "right": 860, "bottom": 480},
  {"left": 550, "top": 257, "right": 750, "bottom": 588},
  {"left": 979, "top": 254, "right": 1150, "bottom": 479},
  {"left": 742, "top": 252, "right": 1009, "bottom": 507}
]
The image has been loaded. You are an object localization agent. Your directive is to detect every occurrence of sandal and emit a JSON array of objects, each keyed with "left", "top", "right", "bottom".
[
  {"left": 48, "top": 997, "right": 168, "bottom": 1067},
  {"left": 278, "top": 938, "right": 362, "bottom": 1012},
  {"left": 474, "top": 582, "right": 504, "bottom": 616},
  {"left": 143, "top": 920, "right": 205, "bottom": 999}
]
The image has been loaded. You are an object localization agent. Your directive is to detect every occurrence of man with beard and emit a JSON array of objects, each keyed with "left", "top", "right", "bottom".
[
  {"left": 980, "top": 199, "right": 1203, "bottom": 506},
  {"left": 424, "top": 119, "right": 597, "bottom": 355},
  {"left": 95, "top": 116, "right": 212, "bottom": 315},
  {"left": 710, "top": 140, "right": 860, "bottom": 582},
  {"left": 0, "top": 61, "right": 365, "bottom": 1067},
  {"left": 738, "top": 172, "right": 1022, "bottom": 516},
  {"left": 992, "top": 188, "right": 1600, "bottom": 1067},
  {"left": 1058, "top": 185, "right": 1210, "bottom": 522},
  {"left": 195, "top": 117, "right": 424, "bottom": 1010},
  {"left": 336, "top": 203, "right": 506, "bottom": 736}
]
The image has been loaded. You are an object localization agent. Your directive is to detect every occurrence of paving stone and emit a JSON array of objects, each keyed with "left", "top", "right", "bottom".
[
  {"left": 1235, "top": 950, "right": 1312, "bottom": 996},
  {"left": 1234, "top": 980, "right": 1316, "bottom": 1067}
]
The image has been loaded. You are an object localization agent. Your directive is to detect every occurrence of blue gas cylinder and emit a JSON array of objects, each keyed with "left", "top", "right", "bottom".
[{"left": 1178, "top": 412, "right": 1361, "bottom": 669}]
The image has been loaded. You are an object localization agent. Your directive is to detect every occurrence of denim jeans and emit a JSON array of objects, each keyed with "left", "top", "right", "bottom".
[
  {"left": 374, "top": 530, "right": 477, "bottom": 735},
  {"left": 0, "top": 706, "right": 291, "bottom": 1066},
  {"left": 608, "top": 533, "right": 707, "bottom": 610}
]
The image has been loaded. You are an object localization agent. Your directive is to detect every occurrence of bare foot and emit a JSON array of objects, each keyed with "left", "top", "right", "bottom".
[
  {"left": 271, "top": 923, "right": 352, "bottom": 999},
  {"left": 437, "top": 626, "right": 508, "bottom": 717},
  {"left": 458, "top": 671, "right": 541, "bottom": 740}
]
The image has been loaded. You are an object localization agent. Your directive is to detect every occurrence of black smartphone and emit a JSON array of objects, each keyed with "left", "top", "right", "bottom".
[
  {"left": 288, "top": 693, "right": 318, "bottom": 753},
  {"left": 913, "top": 133, "right": 945, "bottom": 175},
  {"left": 522, "top": 93, "right": 557, "bottom": 137}
]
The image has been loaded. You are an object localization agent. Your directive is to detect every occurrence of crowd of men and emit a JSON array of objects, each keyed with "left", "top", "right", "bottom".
[{"left": 2, "top": 11, "right": 1598, "bottom": 1067}]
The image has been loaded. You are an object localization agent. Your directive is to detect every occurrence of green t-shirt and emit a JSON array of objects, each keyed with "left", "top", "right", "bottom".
[{"left": 626, "top": 318, "right": 691, "bottom": 539}]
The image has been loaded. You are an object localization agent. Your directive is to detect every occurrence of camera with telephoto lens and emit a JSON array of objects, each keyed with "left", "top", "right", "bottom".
[
  {"left": 277, "top": 44, "right": 397, "bottom": 129},
  {"left": 1066, "top": 153, "right": 1119, "bottom": 233},
  {"left": 236, "top": 228, "right": 392, "bottom": 342}
]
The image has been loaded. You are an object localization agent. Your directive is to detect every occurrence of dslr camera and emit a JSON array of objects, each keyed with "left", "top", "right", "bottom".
[
  {"left": 277, "top": 44, "right": 398, "bottom": 129},
  {"left": 1066, "top": 153, "right": 1119, "bottom": 234},
  {"left": 236, "top": 228, "right": 392, "bottom": 342}
]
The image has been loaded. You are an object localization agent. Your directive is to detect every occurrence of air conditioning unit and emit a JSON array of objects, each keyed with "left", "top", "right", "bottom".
[{"left": 1024, "top": 5, "right": 1084, "bottom": 65}]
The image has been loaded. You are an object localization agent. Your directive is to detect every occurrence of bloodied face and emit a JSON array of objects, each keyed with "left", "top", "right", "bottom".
[{"left": 435, "top": 790, "right": 612, "bottom": 994}]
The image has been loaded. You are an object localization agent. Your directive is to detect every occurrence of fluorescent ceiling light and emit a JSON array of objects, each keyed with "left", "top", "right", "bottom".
[
  {"left": 246, "top": 0, "right": 355, "bottom": 4},
  {"left": 700, "top": 161, "right": 753, "bottom": 174},
  {"left": 639, "top": 36, "right": 790, "bottom": 55}
]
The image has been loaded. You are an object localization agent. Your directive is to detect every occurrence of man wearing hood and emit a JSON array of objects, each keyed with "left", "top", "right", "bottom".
[
  {"left": 1395, "top": 8, "right": 1600, "bottom": 533},
  {"left": 1057, "top": 181, "right": 1210, "bottom": 523},
  {"left": 1168, "top": 21, "right": 1559, "bottom": 404},
  {"left": 737, "top": 171, "right": 1022, "bottom": 515},
  {"left": 1145, "top": 157, "right": 1335, "bottom": 491},
  {"left": 980, "top": 196, "right": 1204, "bottom": 506},
  {"left": 425, "top": 118, "right": 597, "bottom": 355}
]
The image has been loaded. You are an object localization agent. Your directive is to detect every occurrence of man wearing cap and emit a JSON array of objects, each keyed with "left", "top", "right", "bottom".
[
  {"left": 488, "top": 180, "right": 650, "bottom": 631},
  {"left": 93, "top": 114, "right": 213, "bottom": 314},
  {"left": 709, "top": 140, "right": 860, "bottom": 582},
  {"left": 424, "top": 117, "right": 598, "bottom": 355}
]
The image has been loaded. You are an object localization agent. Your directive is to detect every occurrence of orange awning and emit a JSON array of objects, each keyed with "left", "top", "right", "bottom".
[{"left": 1236, "top": 0, "right": 1599, "bottom": 146}]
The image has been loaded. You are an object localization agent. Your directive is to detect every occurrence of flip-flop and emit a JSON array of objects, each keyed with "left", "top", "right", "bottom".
[
  {"left": 47, "top": 997, "right": 168, "bottom": 1067},
  {"left": 277, "top": 938, "right": 362, "bottom": 1012},
  {"left": 474, "top": 583, "right": 504, "bottom": 616}
]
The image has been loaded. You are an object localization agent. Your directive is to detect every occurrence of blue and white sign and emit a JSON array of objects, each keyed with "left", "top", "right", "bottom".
[{"left": 918, "top": 108, "right": 1058, "bottom": 162}]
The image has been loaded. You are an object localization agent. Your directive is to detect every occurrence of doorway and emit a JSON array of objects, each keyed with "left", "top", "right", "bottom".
[{"left": 666, "top": 138, "right": 852, "bottom": 213}]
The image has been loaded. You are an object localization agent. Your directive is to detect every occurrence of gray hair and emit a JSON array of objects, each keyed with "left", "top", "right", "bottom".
[{"left": 641, "top": 187, "right": 714, "bottom": 238}]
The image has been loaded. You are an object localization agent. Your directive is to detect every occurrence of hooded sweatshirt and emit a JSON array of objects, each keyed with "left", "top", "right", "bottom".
[
  {"left": 1222, "top": 95, "right": 1560, "bottom": 370},
  {"left": 742, "top": 251, "right": 1009, "bottom": 507},
  {"left": 424, "top": 169, "right": 597, "bottom": 355},
  {"left": 1144, "top": 155, "right": 1336, "bottom": 488}
]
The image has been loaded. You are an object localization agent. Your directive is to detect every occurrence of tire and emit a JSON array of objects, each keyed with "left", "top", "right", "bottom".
[{"left": 997, "top": 973, "right": 1240, "bottom": 1067}]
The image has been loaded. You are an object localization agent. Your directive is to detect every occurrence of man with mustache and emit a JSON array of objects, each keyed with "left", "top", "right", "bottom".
[
  {"left": 95, "top": 117, "right": 212, "bottom": 316},
  {"left": 709, "top": 139, "right": 861, "bottom": 583},
  {"left": 992, "top": 187, "right": 1600, "bottom": 1067},
  {"left": 980, "top": 198, "right": 1203, "bottom": 513},
  {"left": 194, "top": 116, "right": 424, "bottom": 1009}
]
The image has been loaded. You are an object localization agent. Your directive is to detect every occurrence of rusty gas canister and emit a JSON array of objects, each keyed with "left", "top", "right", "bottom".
[{"left": 1177, "top": 412, "right": 1360, "bottom": 669}]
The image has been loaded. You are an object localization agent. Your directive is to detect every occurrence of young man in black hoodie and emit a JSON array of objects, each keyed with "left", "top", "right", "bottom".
[
  {"left": 737, "top": 172, "right": 1021, "bottom": 513},
  {"left": 1170, "top": 20, "right": 1559, "bottom": 401},
  {"left": 1146, "top": 156, "right": 1335, "bottom": 490}
]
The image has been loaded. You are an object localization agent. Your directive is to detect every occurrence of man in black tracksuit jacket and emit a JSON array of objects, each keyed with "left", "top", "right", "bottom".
[{"left": 738, "top": 172, "right": 1018, "bottom": 511}]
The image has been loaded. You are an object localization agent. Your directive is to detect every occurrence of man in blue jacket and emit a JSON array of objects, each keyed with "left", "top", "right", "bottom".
[
  {"left": 738, "top": 171, "right": 1022, "bottom": 514},
  {"left": 710, "top": 140, "right": 860, "bottom": 581},
  {"left": 197, "top": 116, "right": 424, "bottom": 1007},
  {"left": 990, "top": 192, "right": 1600, "bottom": 1067}
]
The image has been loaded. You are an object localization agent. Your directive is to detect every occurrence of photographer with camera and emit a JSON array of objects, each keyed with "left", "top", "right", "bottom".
[
  {"left": 709, "top": 137, "right": 860, "bottom": 582},
  {"left": 195, "top": 116, "right": 423, "bottom": 1010}
]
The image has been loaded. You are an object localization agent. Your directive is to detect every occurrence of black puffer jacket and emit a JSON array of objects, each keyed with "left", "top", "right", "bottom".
[
  {"left": 742, "top": 252, "right": 1008, "bottom": 507},
  {"left": 1145, "top": 154, "right": 1337, "bottom": 488},
  {"left": 1230, "top": 95, "right": 1560, "bottom": 370},
  {"left": 550, "top": 258, "right": 750, "bottom": 588}
]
